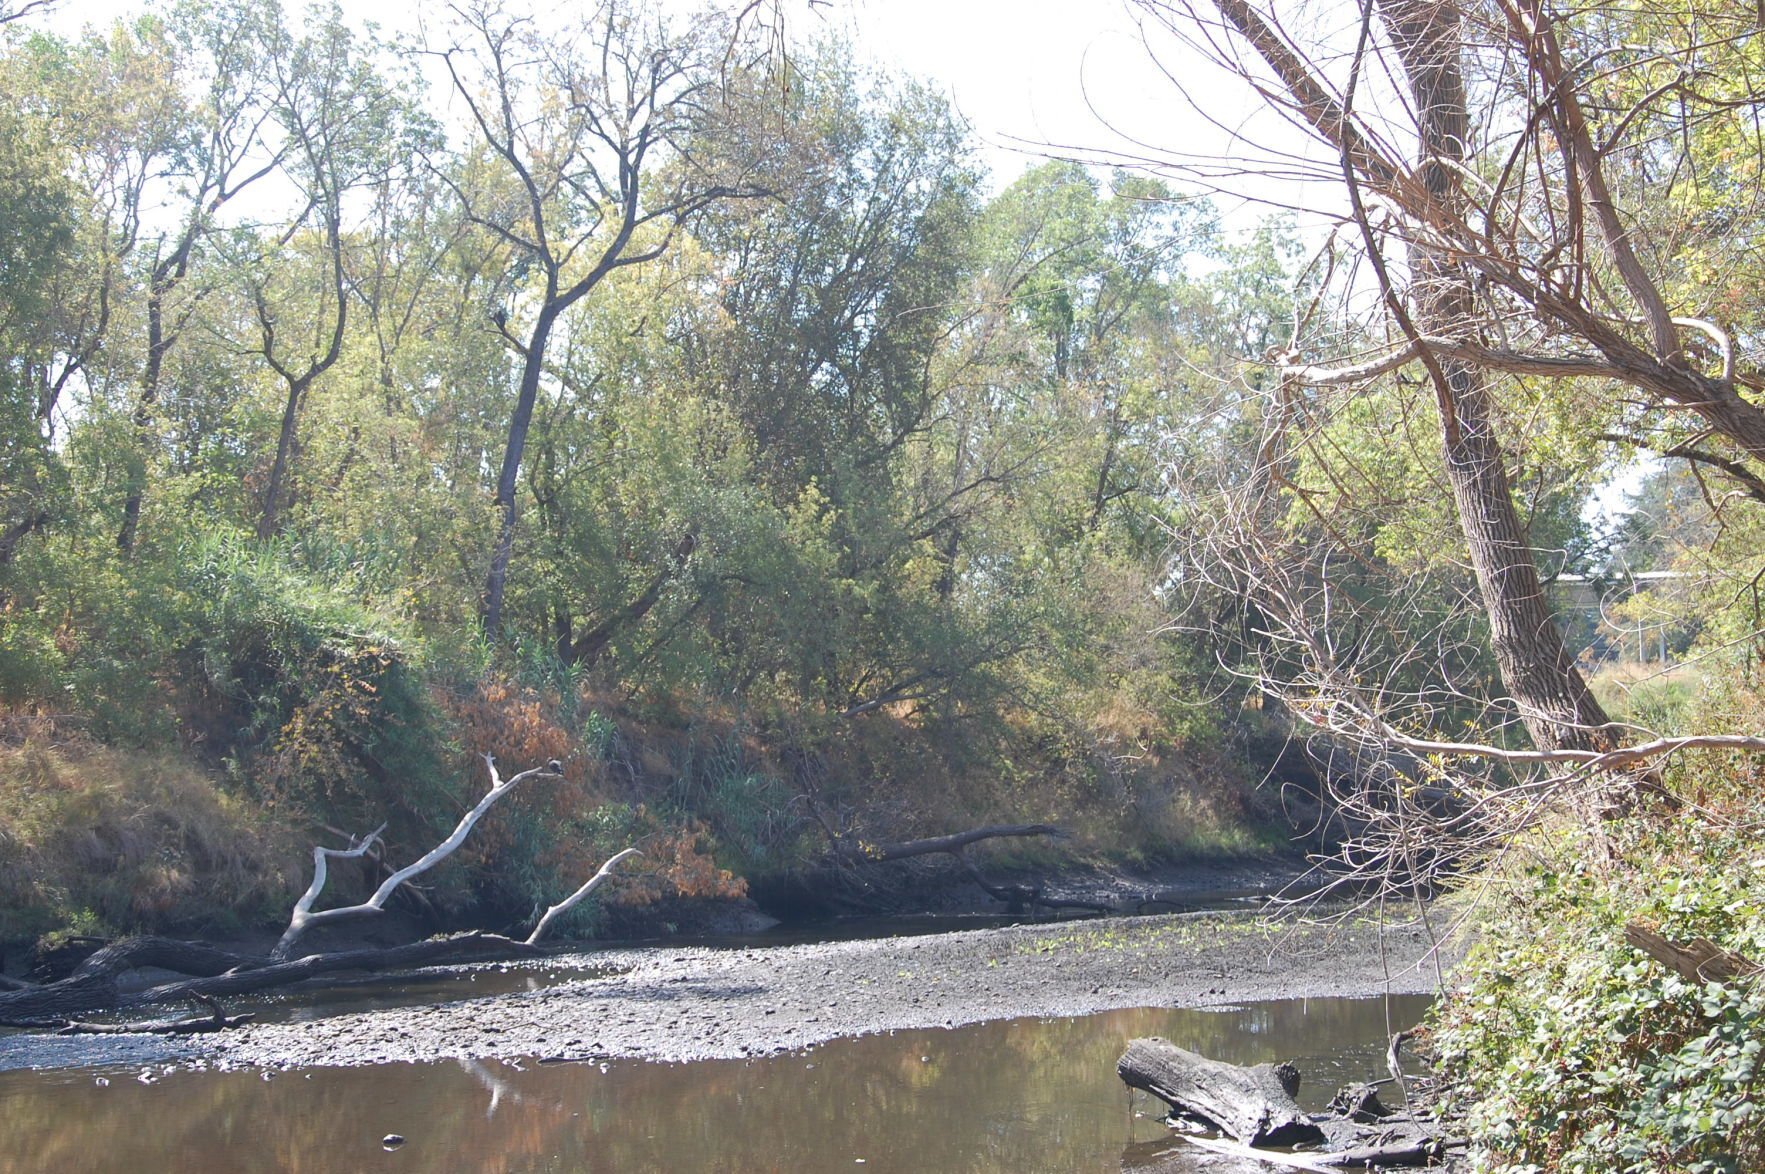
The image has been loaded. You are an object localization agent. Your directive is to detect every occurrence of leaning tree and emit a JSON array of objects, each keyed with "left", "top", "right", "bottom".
[{"left": 1126, "top": 0, "right": 1765, "bottom": 892}]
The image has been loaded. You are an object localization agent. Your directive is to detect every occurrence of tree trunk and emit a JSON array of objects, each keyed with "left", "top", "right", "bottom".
[
  {"left": 482, "top": 306, "right": 559, "bottom": 639},
  {"left": 0, "top": 510, "right": 48, "bottom": 567},
  {"left": 1117, "top": 1037, "right": 1324, "bottom": 1147},
  {"left": 566, "top": 533, "right": 699, "bottom": 665},
  {"left": 119, "top": 243, "right": 193, "bottom": 553},
  {"left": 116, "top": 297, "right": 168, "bottom": 551},
  {"left": 257, "top": 377, "right": 307, "bottom": 540},
  {"left": 1378, "top": 0, "right": 1613, "bottom": 754}
]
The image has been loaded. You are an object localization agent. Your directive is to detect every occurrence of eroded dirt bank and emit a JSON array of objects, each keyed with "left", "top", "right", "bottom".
[{"left": 0, "top": 909, "right": 1451, "bottom": 1073}]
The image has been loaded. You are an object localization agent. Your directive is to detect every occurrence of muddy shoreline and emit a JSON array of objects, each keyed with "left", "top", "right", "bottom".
[{"left": 0, "top": 905, "right": 1452, "bottom": 1074}]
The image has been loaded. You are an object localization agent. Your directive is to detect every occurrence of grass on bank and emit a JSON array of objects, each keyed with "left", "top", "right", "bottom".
[{"left": 0, "top": 717, "right": 303, "bottom": 943}]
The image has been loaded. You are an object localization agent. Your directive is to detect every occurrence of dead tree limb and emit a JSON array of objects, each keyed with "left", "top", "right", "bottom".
[
  {"left": 137, "top": 933, "right": 541, "bottom": 1005},
  {"left": 57, "top": 994, "right": 253, "bottom": 1036},
  {"left": 1625, "top": 923, "right": 1761, "bottom": 983},
  {"left": 70, "top": 937, "right": 265, "bottom": 982},
  {"left": 855, "top": 824, "right": 1064, "bottom": 862},
  {"left": 273, "top": 755, "right": 558, "bottom": 958},
  {"left": 526, "top": 848, "right": 643, "bottom": 946},
  {"left": 0, "top": 758, "right": 646, "bottom": 1027},
  {"left": 0, "top": 933, "right": 544, "bottom": 1025}
]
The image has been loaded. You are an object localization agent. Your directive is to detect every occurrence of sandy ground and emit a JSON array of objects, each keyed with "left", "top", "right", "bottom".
[{"left": 0, "top": 906, "right": 1452, "bottom": 1073}]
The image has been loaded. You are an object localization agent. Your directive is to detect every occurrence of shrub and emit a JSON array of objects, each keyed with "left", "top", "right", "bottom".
[
  {"left": 175, "top": 537, "right": 452, "bottom": 835},
  {"left": 1432, "top": 804, "right": 1765, "bottom": 1173}
]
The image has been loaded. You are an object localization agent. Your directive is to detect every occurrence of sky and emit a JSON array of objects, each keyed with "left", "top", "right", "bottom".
[{"left": 35, "top": 0, "right": 1319, "bottom": 209}]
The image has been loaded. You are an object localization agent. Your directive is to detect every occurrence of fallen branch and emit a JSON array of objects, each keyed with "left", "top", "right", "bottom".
[
  {"left": 72, "top": 937, "right": 264, "bottom": 982},
  {"left": 273, "top": 754, "right": 559, "bottom": 958},
  {"left": 0, "top": 755, "right": 643, "bottom": 1026},
  {"left": 57, "top": 993, "right": 253, "bottom": 1036},
  {"left": 0, "top": 932, "right": 543, "bottom": 1025},
  {"left": 854, "top": 824, "right": 1064, "bottom": 862},
  {"left": 138, "top": 933, "right": 543, "bottom": 1005},
  {"left": 1625, "top": 923, "right": 1761, "bottom": 983},
  {"left": 526, "top": 848, "right": 643, "bottom": 946}
]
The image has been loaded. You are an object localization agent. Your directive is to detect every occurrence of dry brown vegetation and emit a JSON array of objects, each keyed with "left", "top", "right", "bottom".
[{"left": 0, "top": 714, "right": 302, "bottom": 941}]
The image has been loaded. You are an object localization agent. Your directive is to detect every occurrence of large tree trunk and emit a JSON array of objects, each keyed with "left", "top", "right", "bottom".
[
  {"left": 1117, "top": 1037, "right": 1324, "bottom": 1147},
  {"left": 257, "top": 377, "right": 307, "bottom": 540},
  {"left": 482, "top": 306, "right": 559, "bottom": 640},
  {"left": 1378, "top": 0, "right": 1613, "bottom": 754}
]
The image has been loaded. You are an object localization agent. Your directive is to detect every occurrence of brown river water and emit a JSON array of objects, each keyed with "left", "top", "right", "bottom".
[{"left": 0, "top": 994, "right": 1428, "bottom": 1173}]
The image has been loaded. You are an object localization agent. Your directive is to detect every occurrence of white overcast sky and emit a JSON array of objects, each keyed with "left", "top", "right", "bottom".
[{"left": 37, "top": 0, "right": 1328, "bottom": 214}]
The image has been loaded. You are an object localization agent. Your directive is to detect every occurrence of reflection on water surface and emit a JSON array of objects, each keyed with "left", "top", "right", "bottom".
[{"left": 0, "top": 995, "right": 1428, "bottom": 1173}]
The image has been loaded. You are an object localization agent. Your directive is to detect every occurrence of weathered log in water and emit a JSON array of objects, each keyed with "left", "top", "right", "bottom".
[
  {"left": 0, "top": 933, "right": 543, "bottom": 1026},
  {"left": 1117, "top": 1037, "right": 1323, "bottom": 1146},
  {"left": 1118, "top": 1037, "right": 1454, "bottom": 1168}
]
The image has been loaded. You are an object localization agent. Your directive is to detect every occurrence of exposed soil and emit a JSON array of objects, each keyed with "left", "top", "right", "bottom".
[{"left": 0, "top": 904, "right": 1453, "bottom": 1074}]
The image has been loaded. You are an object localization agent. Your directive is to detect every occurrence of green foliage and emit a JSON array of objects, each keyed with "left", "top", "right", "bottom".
[
  {"left": 0, "top": 4, "right": 1300, "bottom": 945},
  {"left": 166, "top": 536, "right": 445, "bottom": 825},
  {"left": 1432, "top": 808, "right": 1765, "bottom": 1173}
]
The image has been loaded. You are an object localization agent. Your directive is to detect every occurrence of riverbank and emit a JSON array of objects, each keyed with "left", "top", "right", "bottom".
[{"left": 0, "top": 906, "right": 1451, "bottom": 1073}]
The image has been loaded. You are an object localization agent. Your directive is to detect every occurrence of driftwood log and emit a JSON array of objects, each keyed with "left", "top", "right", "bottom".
[
  {"left": 1118, "top": 1037, "right": 1455, "bottom": 1169},
  {"left": 1118, "top": 1037, "right": 1323, "bottom": 1146}
]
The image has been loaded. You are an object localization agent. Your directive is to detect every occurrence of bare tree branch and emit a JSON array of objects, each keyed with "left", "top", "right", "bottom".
[{"left": 273, "top": 755, "right": 559, "bottom": 959}]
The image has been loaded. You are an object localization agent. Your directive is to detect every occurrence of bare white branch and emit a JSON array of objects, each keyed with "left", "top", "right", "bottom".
[
  {"left": 273, "top": 755, "right": 558, "bottom": 959},
  {"left": 525, "top": 847, "right": 643, "bottom": 946}
]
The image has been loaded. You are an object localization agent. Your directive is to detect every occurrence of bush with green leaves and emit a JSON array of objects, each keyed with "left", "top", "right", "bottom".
[
  {"left": 177, "top": 536, "right": 450, "bottom": 828},
  {"left": 1431, "top": 805, "right": 1765, "bottom": 1173}
]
